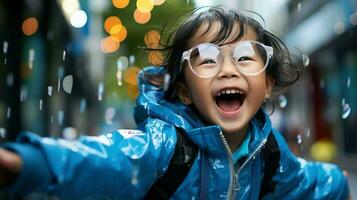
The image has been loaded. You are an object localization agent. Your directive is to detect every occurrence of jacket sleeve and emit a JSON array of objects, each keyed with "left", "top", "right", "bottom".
[
  {"left": 265, "top": 130, "right": 350, "bottom": 200},
  {"left": 1, "top": 119, "right": 177, "bottom": 200}
]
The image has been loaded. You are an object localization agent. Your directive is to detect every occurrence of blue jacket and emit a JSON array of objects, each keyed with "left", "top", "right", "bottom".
[{"left": 3, "top": 66, "right": 349, "bottom": 200}]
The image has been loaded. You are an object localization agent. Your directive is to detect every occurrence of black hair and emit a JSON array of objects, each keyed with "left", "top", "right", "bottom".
[{"left": 144, "top": 6, "right": 304, "bottom": 100}]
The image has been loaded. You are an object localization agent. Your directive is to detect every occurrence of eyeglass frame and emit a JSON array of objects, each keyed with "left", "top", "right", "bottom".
[{"left": 179, "top": 40, "right": 274, "bottom": 78}]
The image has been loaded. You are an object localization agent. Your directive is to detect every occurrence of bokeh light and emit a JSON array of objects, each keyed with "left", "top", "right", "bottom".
[
  {"left": 310, "top": 139, "right": 337, "bottom": 162},
  {"left": 112, "top": 0, "right": 130, "bottom": 9},
  {"left": 148, "top": 51, "right": 164, "bottom": 66},
  {"left": 124, "top": 66, "right": 140, "bottom": 85},
  {"left": 110, "top": 25, "right": 127, "bottom": 42},
  {"left": 144, "top": 30, "right": 160, "bottom": 48},
  {"left": 22, "top": 17, "right": 39, "bottom": 36},
  {"left": 70, "top": 10, "right": 88, "bottom": 28},
  {"left": 134, "top": 9, "right": 151, "bottom": 24},
  {"left": 100, "top": 36, "right": 120, "bottom": 53},
  {"left": 153, "top": 0, "right": 166, "bottom": 6},
  {"left": 136, "top": 0, "right": 154, "bottom": 13},
  {"left": 104, "top": 16, "right": 122, "bottom": 34}
]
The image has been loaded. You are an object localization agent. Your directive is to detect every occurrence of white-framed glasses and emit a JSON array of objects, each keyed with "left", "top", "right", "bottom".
[{"left": 180, "top": 40, "right": 273, "bottom": 78}]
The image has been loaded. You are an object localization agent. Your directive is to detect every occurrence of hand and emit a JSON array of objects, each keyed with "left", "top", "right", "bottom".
[{"left": 0, "top": 148, "right": 22, "bottom": 187}]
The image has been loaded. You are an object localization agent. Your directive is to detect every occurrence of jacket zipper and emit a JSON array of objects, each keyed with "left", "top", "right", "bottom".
[
  {"left": 233, "top": 138, "right": 268, "bottom": 192},
  {"left": 218, "top": 131, "right": 235, "bottom": 200}
]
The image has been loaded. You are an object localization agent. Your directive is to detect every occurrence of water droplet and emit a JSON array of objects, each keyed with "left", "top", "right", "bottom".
[
  {"left": 0, "top": 128, "right": 6, "bottom": 138},
  {"left": 3, "top": 41, "right": 8, "bottom": 54},
  {"left": 98, "top": 82, "right": 104, "bottom": 101},
  {"left": 131, "top": 168, "right": 139, "bottom": 185},
  {"left": 279, "top": 166, "right": 283, "bottom": 173},
  {"left": 116, "top": 69, "right": 122, "bottom": 86},
  {"left": 6, "top": 73, "right": 14, "bottom": 87},
  {"left": 48, "top": 86, "right": 53, "bottom": 96},
  {"left": 20, "top": 86, "right": 28, "bottom": 102},
  {"left": 80, "top": 98, "right": 86, "bottom": 113},
  {"left": 6, "top": 107, "right": 11, "bottom": 119},
  {"left": 279, "top": 95, "right": 288, "bottom": 108},
  {"left": 297, "top": 2, "right": 302, "bottom": 12},
  {"left": 63, "top": 75, "right": 73, "bottom": 94},
  {"left": 129, "top": 55, "right": 135, "bottom": 65},
  {"left": 297, "top": 134, "right": 302, "bottom": 144},
  {"left": 302, "top": 54, "right": 310, "bottom": 67},
  {"left": 39, "top": 99, "right": 43, "bottom": 110},
  {"left": 342, "top": 102, "right": 351, "bottom": 119},
  {"left": 4, "top": 57, "right": 7, "bottom": 64},
  {"left": 105, "top": 107, "right": 116, "bottom": 125},
  {"left": 62, "top": 127, "right": 78, "bottom": 140},
  {"left": 63, "top": 50, "right": 66, "bottom": 61},
  {"left": 57, "top": 78, "right": 61, "bottom": 92},
  {"left": 305, "top": 128, "right": 310, "bottom": 138},
  {"left": 163, "top": 73, "right": 170, "bottom": 91},
  {"left": 347, "top": 76, "right": 351, "bottom": 88},
  {"left": 58, "top": 110, "right": 64, "bottom": 126},
  {"left": 117, "top": 56, "right": 129, "bottom": 70},
  {"left": 51, "top": 115, "right": 54, "bottom": 124},
  {"left": 29, "top": 49, "right": 35, "bottom": 70}
]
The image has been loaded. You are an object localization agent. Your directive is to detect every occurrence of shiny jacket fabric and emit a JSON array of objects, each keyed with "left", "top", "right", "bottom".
[{"left": 3, "top": 66, "right": 349, "bottom": 200}]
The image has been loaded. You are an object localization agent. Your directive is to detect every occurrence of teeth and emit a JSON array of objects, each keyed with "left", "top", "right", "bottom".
[{"left": 216, "top": 89, "right": 244, "bottom": 96}]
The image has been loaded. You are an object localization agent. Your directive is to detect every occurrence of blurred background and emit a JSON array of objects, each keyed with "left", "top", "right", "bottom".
[{"left": 0, "top": 0, "right": 356, "bottom": 199}]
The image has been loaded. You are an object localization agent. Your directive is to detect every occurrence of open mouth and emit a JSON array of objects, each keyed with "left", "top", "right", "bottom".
[{"left": 215, "top": 89, "right": 246, "bottom": 113}]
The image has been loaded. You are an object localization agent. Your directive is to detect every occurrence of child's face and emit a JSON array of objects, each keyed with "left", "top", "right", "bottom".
[{"left": 177, "top": 22, "right": 273, "bottom": 134}]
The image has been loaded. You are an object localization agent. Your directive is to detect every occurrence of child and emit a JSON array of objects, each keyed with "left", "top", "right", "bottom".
[{"left": 0, "top": 7, "right": 350, "bottom": 200}]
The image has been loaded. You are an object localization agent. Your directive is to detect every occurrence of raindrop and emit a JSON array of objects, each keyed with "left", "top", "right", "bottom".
[
  {"left": 20, "top": 86, "right": 28, "bottom": 102},
  {"left": 57, "top": 78, "right": 61, "bottom": 92},
  {"left": 48, "top": 86, "right": 53, "bottom": 96},
  {"left": 129, "top": 55, "right": 135, "bottom": 65},
  {"left": 62, "top": 127, "right": 78, "bottom": 140},
  {"left": 297, "top": 2, "right": 301, "bottom": 12},
  {"left": 279, "top": 166, "right": 283, "bottom": 173},
  {"left": 80, "top": 98, "right": 87, "bottom": 113},
  {"left": 98, "top": 82, "right": 104, "bottom": 101},
  {"left": 29, "top": 49, "right": 35, "bottom": 70},
  {"left": 279, "top": 95, "right": 288, "bottom": 108},
  {"left": 58, "top": 110, "right": 64, "bottom": 126},
  {"left": 51, "top": 115, "right": 54, "bottom": 124},
  {"left": 3, "top": 41, "right": 8, "bottom": 54},
  {"left": 39, "top": 99, "right": 43, "bottom": 110},
  {"left": 131, "top": 167, "right": 139, "bottom": 185},
  {"left": 62, "top": 75, "right": 73, "bottom": 94},
  {"left": 297, "top": 134, "right": 302, "bottom": 144},
  {"left": 105, "top": 107, "right": 116, "bottom": 125},
  {"left": 63, "top": 50, "right": 66, "bottom": 61},
  {"left": 302, "top": 54, "right": 310, "bottom": 67},
  {"left": 6, "top": 73, "right": 14, "bottom": 87},
  {"left": 342, "top": 102, "right": 351, "bottom": 119},
  {"left": 117, "top": 56, "right": 129, "bottom": 70},
  {"left": 347, "top": 76, "right": 351, "bottom": 88},
  {"left": 305, "top": 128, "right": 310, "bottom": 138},
  {"left": 163, "top": 73, "right": 170, "bottom": 91},
  {"left": 6, "top": 107, "right": 11, "bottom": 119},
  {"left": 0, "top": 128, "right": 6, "bottom": 138},
  {"left": 116, "top": 69, "right": 122, "bottom": 86},
  {"left": 4, "top": 57, "right": 7, "bottom": 64}
]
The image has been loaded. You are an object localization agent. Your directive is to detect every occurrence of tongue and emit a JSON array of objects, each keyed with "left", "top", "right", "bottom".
[{"left": 216, "top": 99, "right": 241, "bottom": 112}]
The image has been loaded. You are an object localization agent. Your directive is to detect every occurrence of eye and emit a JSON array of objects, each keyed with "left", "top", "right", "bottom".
[
  {"left": 200, "top": 59, "right": 217, "bottom": 65},
  {"left": 235, "top": 56, "right": 253, "bottom": 62}
]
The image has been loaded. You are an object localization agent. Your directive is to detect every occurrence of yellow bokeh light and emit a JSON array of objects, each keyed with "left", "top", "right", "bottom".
[
  {"left": 153, "top": 0, "right": 165, "bottom": 5},
  {"left": 127, "top": 84, "right": 139, "bottom": 100},
  {"left": 111, "top": 25, "right": 127, "bottom": 42},
  {"left": 310, "top": 139, "right": 337, "bottom": 162},
  {"left": 144, "top": 30, "right": 160, "bottom": 48},
  {"left": 112, "top": 0, "right": 130, "bottom": 8},
  {"left": 148, "top": 51, "right": 164, "bottom": 66},
  {"left": 124, "top": 66, "right": 140, "bottom": 85},
  {"left": 104, "top": 16, "right": 121, "bottom": 34},
  {"left": 22, "top": 17, "right": 39, "bottom": 36},
  {"left": 136, "top": 0, "right": 154, "bottom": 13},
  {"left": 134, "top": 9, "right": 151, "bottom": 24},
  {"left": 100, "top": 36, "right": 120, "bottom": 53}
]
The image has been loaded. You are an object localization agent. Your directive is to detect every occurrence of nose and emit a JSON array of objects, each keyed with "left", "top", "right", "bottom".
[{"left": 217, "top": 54, "right": 241, "bottom": 79}]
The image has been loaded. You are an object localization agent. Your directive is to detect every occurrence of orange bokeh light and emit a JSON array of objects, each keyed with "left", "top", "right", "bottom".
[
  {"left": 104, "top": 16, "right": 121, "bottom": 34},
  {"left": 136, "top": 0, "right": 154, "bottom": 13},
  {"left": 144, "top": 30, "right": 160, "bottom": 48},
  {"left": 100, "top": 36, "right": 120, "bottom": 53},
  {"left": 124, "top": 66, "right": 140, "bottom": 85},
  {"left": 22, "top": 17, "right": 39, "bottom": 36},
  {"left": 134, "top": 9, "right": 151, "bottom": 24},
  {"left": 148, "top": 51, "right": 164, "bottom": 66},
  {"left": 110, "top": 25, "right": 127, "bottom": 42},
  {"left": 112, "top": 0, "right": 130, "bottom": 8}
]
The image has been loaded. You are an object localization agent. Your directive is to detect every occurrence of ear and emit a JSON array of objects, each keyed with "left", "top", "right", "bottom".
[
  {"left": 265, "top": 76, "right": 274, "bottom": 99},
  {"left": 175, "top": 81, "right": 192, "bottom": 105}
]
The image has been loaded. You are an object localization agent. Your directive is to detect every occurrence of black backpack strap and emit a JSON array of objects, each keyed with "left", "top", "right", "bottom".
[
  {"left": 144, "top": 128, "right": 198, "bottom": 200},
  {"left": 259, "top": 132, "right": 281, "bottom": 199}
]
